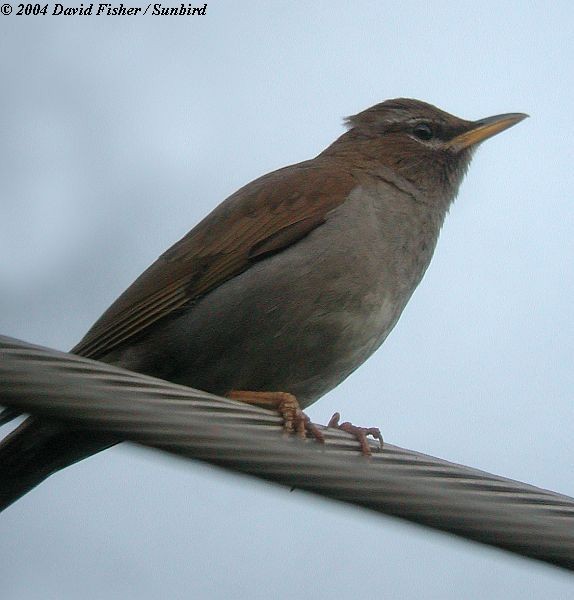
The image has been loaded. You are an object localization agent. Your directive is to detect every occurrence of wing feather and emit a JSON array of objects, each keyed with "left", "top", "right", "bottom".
[{"left": 73, "top": 158, "right": 356, "bottom": 359}]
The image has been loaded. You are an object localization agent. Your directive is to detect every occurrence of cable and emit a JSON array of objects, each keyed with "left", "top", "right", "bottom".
[{"left": 1, "top": 334, "right": 573, "bottom": 571}]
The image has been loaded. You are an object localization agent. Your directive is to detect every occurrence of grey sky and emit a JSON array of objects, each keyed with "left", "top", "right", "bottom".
[{"left": 1, "top": 1, "right": 573, "bottom": 598}]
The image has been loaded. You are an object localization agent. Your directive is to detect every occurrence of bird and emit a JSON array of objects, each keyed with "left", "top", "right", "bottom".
[{"left": 0, "top": 98, "right": 527, "bottom": 511}]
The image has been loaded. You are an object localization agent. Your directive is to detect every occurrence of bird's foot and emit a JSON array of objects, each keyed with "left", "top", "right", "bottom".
[
  {"left": 327, "top": 412, "right": 383, "bottom": 456},
  {"left": 227, "top": 390, "right": 325, "bottom": 443}
]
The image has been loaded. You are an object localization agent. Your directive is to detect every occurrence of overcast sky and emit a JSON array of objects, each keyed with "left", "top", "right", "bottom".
[{"left": 1, "top": 1, "right": 573, "bottom": 598}]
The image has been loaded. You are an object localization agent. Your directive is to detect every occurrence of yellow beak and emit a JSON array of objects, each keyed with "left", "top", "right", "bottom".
[{"left": 447, "top": 112, "right": 528, "bottom": 151}]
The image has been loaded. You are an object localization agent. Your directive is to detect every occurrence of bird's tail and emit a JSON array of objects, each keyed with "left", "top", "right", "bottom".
[{"left": 0, "top": 417, "right": 115, "bottom": 512}]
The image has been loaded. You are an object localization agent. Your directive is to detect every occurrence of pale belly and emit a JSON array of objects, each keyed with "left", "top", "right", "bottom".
[{"left": 105, "top": 185, "right": 439, "bottom": 408}]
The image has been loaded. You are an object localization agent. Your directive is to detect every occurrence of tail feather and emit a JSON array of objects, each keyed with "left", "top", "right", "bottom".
[{"left": 0, "top": 418, "right": 115, "bottom": 512}]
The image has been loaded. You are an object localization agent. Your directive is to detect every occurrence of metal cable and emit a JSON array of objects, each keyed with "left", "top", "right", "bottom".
[{"left": 1, "top": 334, "right": 573, "bottom": 571}]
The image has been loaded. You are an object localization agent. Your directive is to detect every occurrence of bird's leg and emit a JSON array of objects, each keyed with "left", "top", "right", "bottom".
[
  {"left": 227, "top": 390, "right": 324, "bottom": 443},
  {"left": 327, "top": 412, "right": 383, "bottom": 457}
]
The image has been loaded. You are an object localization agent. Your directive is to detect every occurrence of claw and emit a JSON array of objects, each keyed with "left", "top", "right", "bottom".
[
  {"left": 227, "top": 390, "right": 325, "bottom": 444},
  {"left": 328, "top": 412, "right": 383, "bottom": 456}
]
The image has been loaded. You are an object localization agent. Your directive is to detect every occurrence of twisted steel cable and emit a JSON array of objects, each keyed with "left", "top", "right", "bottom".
[{"left": 1, "top": 334, "right": 573, "bottom": 571}]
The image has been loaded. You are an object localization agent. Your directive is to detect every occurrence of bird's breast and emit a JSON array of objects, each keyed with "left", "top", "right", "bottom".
[{"left": 114, "top": 181, "right": 445, "bottom": 407}]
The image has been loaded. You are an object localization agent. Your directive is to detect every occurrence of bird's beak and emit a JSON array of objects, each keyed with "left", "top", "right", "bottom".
[{"left": 447, "top": 112, "right": 528, "bottom": 151}]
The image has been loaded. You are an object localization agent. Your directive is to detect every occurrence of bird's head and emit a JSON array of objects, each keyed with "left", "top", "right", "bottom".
[{"left": 333, "top": 98, "right": 527, "bottom": 204}]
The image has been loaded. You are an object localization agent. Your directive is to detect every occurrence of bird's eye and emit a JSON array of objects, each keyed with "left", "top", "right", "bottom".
[{"left": 412, "top": 123, "right": 434, "bottom": 141}]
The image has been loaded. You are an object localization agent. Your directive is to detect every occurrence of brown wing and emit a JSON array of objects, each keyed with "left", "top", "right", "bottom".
[{"left": 72, "top": 157, "right": 357, "bottom": 360}]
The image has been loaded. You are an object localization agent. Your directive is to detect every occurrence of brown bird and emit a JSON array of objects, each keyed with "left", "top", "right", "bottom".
[{"left": 0, "top": 98, "right": 526, "bottom": 511}]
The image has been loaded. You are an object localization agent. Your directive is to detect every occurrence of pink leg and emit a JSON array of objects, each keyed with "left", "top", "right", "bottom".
[
  {"left": 227, "top": 390, "right": 325, "bottom": 443},
  {"left": 328, "top": 412, "right": 383, "bottom": 456}
]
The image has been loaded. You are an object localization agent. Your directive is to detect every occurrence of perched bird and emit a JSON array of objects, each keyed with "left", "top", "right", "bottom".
[{"left": 0, "top": 98, "right": 526, "bottom": 511}]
